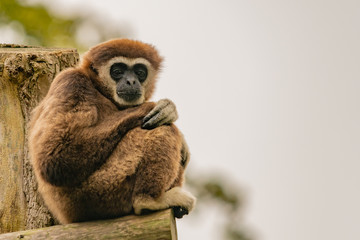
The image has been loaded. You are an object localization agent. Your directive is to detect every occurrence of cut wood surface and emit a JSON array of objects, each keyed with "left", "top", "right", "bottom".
[
  {"left": 0, "top": 45, "right": 79, "bottom": 233},
  {"left": 0, "top": 209, "right": 177, "bottom": 240}
]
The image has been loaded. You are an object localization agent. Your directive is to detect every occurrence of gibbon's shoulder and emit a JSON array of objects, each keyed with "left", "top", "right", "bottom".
[
  {"left": 49, "top": 68, "right": 89, "bottom": 92},
  {"left": 47, "top": 68, "right": 96, "bottom": 100},
  {"left": 40, "top": 67, "right": 101, "bottom": 114}
]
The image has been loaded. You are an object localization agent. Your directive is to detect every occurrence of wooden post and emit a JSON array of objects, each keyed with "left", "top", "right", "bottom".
[
  {"left": 0, "top": 45, "right": 79, "bottom": 233},
  {"left": 0, "top": 209, "right": 177, "bottom": 240}
]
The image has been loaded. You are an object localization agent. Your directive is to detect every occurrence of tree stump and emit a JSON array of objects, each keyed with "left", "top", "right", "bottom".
[{"left": 0, "top": 45, "right": 79, "bottom": 233}]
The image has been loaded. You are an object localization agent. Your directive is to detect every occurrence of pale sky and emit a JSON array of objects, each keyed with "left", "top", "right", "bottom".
[{"left": 3, "top": 0, "right": 360, "bottom": 239}]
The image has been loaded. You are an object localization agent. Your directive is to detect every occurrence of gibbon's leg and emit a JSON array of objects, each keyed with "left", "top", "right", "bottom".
[
  {"left": 132, "top": 124, "right": 196, "bottom": 218},
  {"left": 167, "top": 137, "right": 190, "bottom": 189},
  {"left": 169, "top": 136, "right": 191, "bottom": 188},
  {"left": 75, "top": 127, "right": 146, "bottom": 220},
  {"left": 58, "top": 126, "right": 192, "bottom": 222}
]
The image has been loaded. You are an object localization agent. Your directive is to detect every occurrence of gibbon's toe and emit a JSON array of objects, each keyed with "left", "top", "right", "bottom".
[{"left": 172, "top": 206, "right": 189, "bottom": 218}]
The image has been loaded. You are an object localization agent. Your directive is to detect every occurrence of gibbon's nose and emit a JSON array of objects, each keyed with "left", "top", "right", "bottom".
[
  {"left": 123, "top": 72, "right": 137, "bottom": 86},
  {"left": 126, "top": 78, "right": 136, "bottom": 85}
]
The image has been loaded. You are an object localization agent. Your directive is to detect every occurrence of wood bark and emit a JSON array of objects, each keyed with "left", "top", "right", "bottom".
[
  {"left": 0, "top": 209, "right": 177, "bottom": 240},
  {"left": 0, "top": 44, "right": 79, "bottom": 233}
]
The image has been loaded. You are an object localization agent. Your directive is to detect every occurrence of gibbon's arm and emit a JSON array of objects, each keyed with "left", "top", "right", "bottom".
[{"left": 31, "top": 70, "right": 155, "bottom": 187}]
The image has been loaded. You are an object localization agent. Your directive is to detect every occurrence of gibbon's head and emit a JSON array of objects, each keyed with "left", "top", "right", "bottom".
[{"left": 82, "top": 39, "right": 163, "bottom": 108}]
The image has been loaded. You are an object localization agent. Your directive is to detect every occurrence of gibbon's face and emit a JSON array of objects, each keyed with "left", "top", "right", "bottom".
[{"left": 97, "top": 56, "right": 156, "bottom": 107}]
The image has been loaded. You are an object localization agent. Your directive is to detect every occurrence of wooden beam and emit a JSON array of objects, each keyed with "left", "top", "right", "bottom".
[{"left": 0, "top": 209, "right": 177, "bottom": 240}]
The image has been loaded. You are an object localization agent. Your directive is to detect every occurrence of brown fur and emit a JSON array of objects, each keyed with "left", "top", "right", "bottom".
[{"left": 29, "top": 39, "right": 193, "bottom": 224}]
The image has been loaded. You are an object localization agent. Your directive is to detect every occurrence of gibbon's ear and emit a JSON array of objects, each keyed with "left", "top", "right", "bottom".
[{"left": 89, "top": 63, "right": 98, "bottom": 75}]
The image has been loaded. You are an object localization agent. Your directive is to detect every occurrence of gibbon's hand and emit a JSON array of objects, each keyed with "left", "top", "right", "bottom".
[{"left": 142, "top": 98, "right": 178, "bottom": 129}]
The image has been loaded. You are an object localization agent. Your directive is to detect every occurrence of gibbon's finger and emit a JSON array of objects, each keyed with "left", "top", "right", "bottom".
[
  {"left": 142, "top": 112, "right": 160, "bottom": 129},
  {"left": 143, "top": 111, "right": 171, "bottom": 129},
  {"left": 154, "top": 102, "right": 177, "bottom": 124},
  {"left": 142, "top": 107, "right": 161, "bottom": 124},
  {"left": 155, "top": 113, "right": 176, "bottom": 127},
  {"left": 142, "top": 99, "right": 177, "bottom": 128},
  {"left": 159, "top": 100, "right": 178, "bottom": 122},
  {"left": 143, "top": 98, "right": 171, "bottom": 122},
  {"left": 163, "top": 101, "right": 178, "bottom": 122},
  {"left": 143, "top": 99, "right": 166, "bottom": 123},
  {"left": 142, "top": 104, "right": 178, "bottom": 129}
]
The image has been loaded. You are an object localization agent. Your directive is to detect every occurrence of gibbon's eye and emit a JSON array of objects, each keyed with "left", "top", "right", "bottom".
[
  {"left": 133, "top": 64, "right": 148, "bottom": 82},
  {"left": 110, "top": 63, "right": 127, "bottom": 80}
]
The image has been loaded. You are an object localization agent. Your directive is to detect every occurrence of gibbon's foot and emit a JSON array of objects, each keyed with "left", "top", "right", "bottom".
[
  {"left": 172, "top": 206, "right": 189, "bottom": 218},
  {"left": 142, "top": 99, "right": 178, "bottom": 129},
  {"left": 133, "top": 187, "right": 196, "bottom": 217}
]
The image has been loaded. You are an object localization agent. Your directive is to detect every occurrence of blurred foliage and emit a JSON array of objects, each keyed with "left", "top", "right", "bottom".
[
  {"left": 0, "top": 1, "right": 254, "bottom": 239},
  {"left": 0, "top": 0, "right": 124, "bottom": 52},
  {"left": 0, "top": 0, "right": 78, "bottom": 47},
  {"left": 187, "top": 175, "right": 253, "bottom": 240}
]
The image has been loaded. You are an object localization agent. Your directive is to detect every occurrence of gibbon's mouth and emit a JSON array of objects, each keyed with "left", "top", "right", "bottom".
[{"left": 117, "top": 91, "right": 142, "bottom": 102}]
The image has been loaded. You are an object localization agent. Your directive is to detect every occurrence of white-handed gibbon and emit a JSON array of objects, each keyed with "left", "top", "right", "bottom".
[{"left": 29, "top": 39, "right": 195, "bottom": 224}]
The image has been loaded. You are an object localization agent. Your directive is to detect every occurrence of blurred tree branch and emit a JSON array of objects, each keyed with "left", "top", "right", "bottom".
[{"left": 187, "top": 175, "right": 253, "bottom": 240}]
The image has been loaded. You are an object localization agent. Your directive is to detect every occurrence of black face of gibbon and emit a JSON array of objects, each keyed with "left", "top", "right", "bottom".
[{"left": 110, "top": 63, "right": 148, "bottom": 102}]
